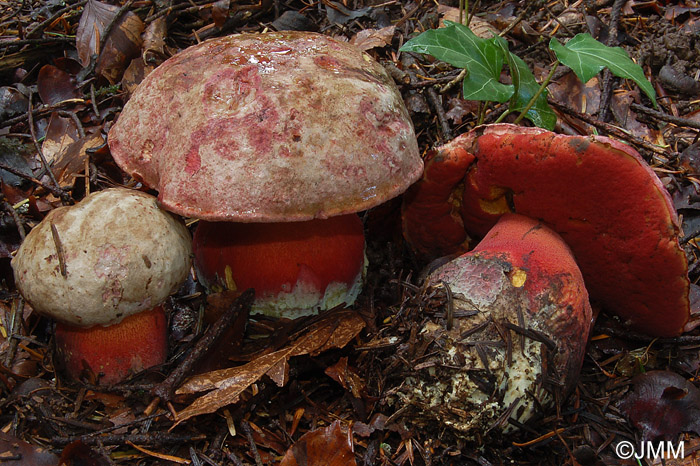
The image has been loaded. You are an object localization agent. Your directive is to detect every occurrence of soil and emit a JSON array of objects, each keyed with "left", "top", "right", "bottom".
[{"left": 2, "top": 0, "right": 700, "bottom": 465}]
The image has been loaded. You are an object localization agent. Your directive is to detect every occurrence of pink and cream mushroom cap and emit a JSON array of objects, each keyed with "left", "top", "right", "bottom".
[
  {"left": 107, "top": 31, "right": 423, "bottom": 221},
  {"left": 11, "top": 188, "right": 192, "bottom": 327}
]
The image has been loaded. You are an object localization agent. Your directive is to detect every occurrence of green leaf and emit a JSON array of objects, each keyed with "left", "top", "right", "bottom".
[
  {"left": 550, "top": 33, "right": 657, "bottom": 107},
  {"left": 400, "top": 21, "right": 514, "bottom": 103},
  {"left": 505, "top": 50, "right": 556, "bottom": 130}
]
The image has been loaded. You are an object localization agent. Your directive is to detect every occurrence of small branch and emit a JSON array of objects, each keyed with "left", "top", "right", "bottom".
[{"left": 151, "top": 289, "right": 254, "bottom": 402}]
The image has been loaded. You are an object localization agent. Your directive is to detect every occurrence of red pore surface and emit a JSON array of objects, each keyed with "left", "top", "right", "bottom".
[
  {"left": 54, "top": 305, "right": 167, "bottom": 385},
  {"left": 404, "top": 124, "right": 689, "bottom": 337},
  {"left": 192, "top": 215, "right": 365, "bottom": 312},
  {"left": 108, "top": 31, "right": 422, "bottom": 221}
]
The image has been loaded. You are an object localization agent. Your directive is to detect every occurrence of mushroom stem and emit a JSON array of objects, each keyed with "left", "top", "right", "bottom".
[
  {"left": 407, "top": 213, "right": 592, "bottom": 435},
  {"left": 54, "top": 305, "right": 168, "bottom": 385},
  {"left": 192, "top": 214, "right": 366, "bottom": 318}
]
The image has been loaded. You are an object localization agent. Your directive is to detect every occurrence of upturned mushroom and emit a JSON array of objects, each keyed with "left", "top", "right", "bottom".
[
  {"left": 401, "top": 213, "right": 592, "bottom": 435},
  {"left": 108, "top": 31, "right": 422, "bottom": 318},
  {"left": 11, "top": 188, "right": 192, "bottom": 384},
  {"left": 402, "top": 124, "right": 689, "bottom": 337}
]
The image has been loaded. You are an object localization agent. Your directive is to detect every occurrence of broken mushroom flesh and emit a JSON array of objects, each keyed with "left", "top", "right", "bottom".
[
  {"left": 108, "top": 31, "right": 423, "bottom": 317},
  {"left": 399, "top": 214, "right": 592, "bottom": 435},
  {"left": 402, "top": 124, "right": 689, "bottom": 337},
  {"left": 12, "top": 188, "right": 192, "bottom": 384}
]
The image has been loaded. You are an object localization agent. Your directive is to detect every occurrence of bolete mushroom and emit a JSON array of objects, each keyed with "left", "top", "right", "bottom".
[
  {"left": 402, "top": 124, "right": 689, "bottom": 337},
  {"left": 108, "top": 31, "right": 422, "bottom": 317},
  {"left": 401, "top": 213, "right": 592, "bottom": 435},
  {"left": 11, "top": 188, "right": 192, "bottom": 384}
]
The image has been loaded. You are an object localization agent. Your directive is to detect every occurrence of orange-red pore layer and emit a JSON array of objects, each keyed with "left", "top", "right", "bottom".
[
  {"left": 402, "top": 124, "right": 689, "bottom": 337},
  {"left": 192, "top": 214, "right": 366, "bottom": 318},
  {"left": 54, "top": 305, "right": 167, "bottom": 385}
]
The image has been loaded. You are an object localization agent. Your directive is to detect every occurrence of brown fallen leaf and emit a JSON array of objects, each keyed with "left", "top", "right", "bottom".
[
  {"left": 76, "top": 0, "right": 144, "bottom": 83},
  {"left": 280, "top": 420, "right": 356, "bottom": 466},
  {"left": 0, "top": 431, "right": 58, "bottom": 466},
  {"left": 325, "top": 357, "right": 366, "bottom": 399},
  {"left": 350, "top": 26, "right": 396, "bottom": 51},
  {"left": 174, "top": 310, "right": 365, "bottom": 423}
]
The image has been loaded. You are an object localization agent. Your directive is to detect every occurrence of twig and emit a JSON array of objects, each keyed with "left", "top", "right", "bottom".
[
  {"left": 151, "top": 289, "right": 254, "bottom": 402},
  {"left": 51, "top": 432, "right": 206, "bottom": 447},
  {"left": 0, "top": 161, "right": 68, "bottom": 199},
  {"left": 598, "top": 0, "right": 625, "bottom": 123},
  {"left": 548, "top": 99, "right": 671, "bottom": 159},
  {"left": 27, "top": 91, "right": 61, "bottom": 192},
  {"left": 50, "top": 222, "right": 68, "bottom": 278},
  {"left": 2, "top": 198, "right": 25, "bottom": 240},
  {"left": 240, "top": 420, "right": 264, "bottom": 466},
  {"left": 25, "top": 0, "right": 89, "bottom": 38},
  {"left": 425, "top": 87, "right": 453, "bottom": 142},
  {"left": 630, "top": 103, "right": 700, "bottom": 131}
]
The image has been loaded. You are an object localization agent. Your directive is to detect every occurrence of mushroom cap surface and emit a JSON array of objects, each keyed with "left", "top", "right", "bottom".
[
  {"left": 12, "top": 188, "right": 192, "bottom": 327},
  {"left": 108, "top": 31, "right": 423, "bottom": 221},
  {"left": 402, "top": 124, "right": 689, "bottom": 337},
  {"left": 405, "top": 214, "right": 591, "bottom": 435}
]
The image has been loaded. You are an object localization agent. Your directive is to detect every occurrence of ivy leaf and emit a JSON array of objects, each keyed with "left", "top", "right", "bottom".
[
  {"left": 495, "top": 40, "right": 556, "bottom": 130},
  {"left": 508, "top": 53, "right": 556, "bottom": 130},
  {"left": 400, "top": 21, "right": 514, "bottom": 103},
  {"left": 550, "top": 33, "right": 657, "bottom": 107}
]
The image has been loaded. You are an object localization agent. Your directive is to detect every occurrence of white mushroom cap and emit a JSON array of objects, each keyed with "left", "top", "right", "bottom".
[
  {"left": 108, "top": 31, "right": 423, "bottom": 221},
  {"left": 12, "top": 188, "right": 192, "bottom": 327}
]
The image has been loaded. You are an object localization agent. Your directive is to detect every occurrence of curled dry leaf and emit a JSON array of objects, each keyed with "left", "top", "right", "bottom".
[
  {"left": 174, "top": 310, "right": 365, "bottom": 423},
  {"left": 280, "top": 421, "right": 356, "bottom": 466},
  {"left": 350, "top": 26, "right": 396, "bottom": 51},
  {"left": 619, "top": 370, "right": 700, "bottom": 441}
]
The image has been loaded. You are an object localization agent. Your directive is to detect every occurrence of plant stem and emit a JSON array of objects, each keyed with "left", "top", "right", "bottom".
[
  {"left": 494, "top": 108, "right": 512, "bottom": 124},
  {"left": 513, "top": 61, "right": 560, "bottom": 125}
]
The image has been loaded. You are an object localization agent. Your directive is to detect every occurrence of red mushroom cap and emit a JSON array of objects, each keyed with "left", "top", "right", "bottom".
[
  {"left": 412, "top": 214, "right": 592, "bottom": 433},
  {"left": 54, "top": 305, "right": 167, "bottom": 385},
  {"left": 402, "top": 124, "right": 689, "bottom": 337},
  {"left": 193, "top": 214, "right": 366, "bottom": 317},
  {"left": 108, "top": 31, "right": 422, "bottom": 221}
]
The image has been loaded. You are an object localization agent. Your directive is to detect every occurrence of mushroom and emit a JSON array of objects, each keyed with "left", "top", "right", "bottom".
[
  {"left": 108, "top": 31, "right": 422, "bottom": 317},
  {"left": 401, "top": 213, "right": 592, "bottom": 435},
  {"left": 11, "top": 188, "right": 192, "bottom": 384},
  {"left": 402, "top": 124, "right": 689, "bottom": 337}
]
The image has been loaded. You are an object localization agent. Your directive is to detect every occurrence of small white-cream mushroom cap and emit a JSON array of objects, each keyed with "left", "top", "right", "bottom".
[{"left": 12, "top": 188, "right": 192, "bottom": 327}]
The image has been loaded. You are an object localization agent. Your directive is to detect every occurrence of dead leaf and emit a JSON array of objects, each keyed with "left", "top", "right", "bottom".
[
  {"left": 142, "top": 17, "right": 168, "bottom": 65},
  {"left": 437, "top": 5, "right": 498, "bottom": 37},
  {"left": 619, "top": 370, "right": 700, "bottom": 441},
  {"left": 350, "top": 26, "right": 396, "bottom": 51},
  {"left": 121, "top": 57, "right": 155, "bottom": 95},
  {"left": 76, "top": 0, "right": 120, "bottom": 67},
  {"left": 36, "top": 65, "right": 81, "bottom": 105},
  {"left": 0, "top": 431, "right": 59, "bottom": 466},
  {"left": 212, "top": 0, "right": 230, "bottom": 28},
  {"left": 325, "top": 357, "right": 366, "bottom": 398},
  {"left": 51, "top": 133, "right": 104, "bottom": 188},
  {"left": 76, "top": 0, "right": 144, "bottom": 83},
  {"left": 95, "top": 11, "right": 145, "bottom": 84},
  {"left": 279, "top": 421, "right": 356, "bottom": 466},
  {"left": 41, "top": 112, "right": 79, "bottom": 165},
  {"left": 174, "top": 310, "right": 365, "bottom": 423}
]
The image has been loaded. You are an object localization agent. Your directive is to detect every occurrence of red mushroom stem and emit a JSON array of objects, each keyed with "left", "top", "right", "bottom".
[
  {"left": 54, "top": 305, "right": 168, "bottom": 385},
  {"left": 192, "top": 214, "right": 366, "bottom": 317}
]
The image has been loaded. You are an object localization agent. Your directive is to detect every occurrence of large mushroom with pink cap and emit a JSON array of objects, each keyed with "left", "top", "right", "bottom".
[
  {"left": 108, "top": 31, "right": 423, "bottom": 317},
  {"left": 403, "top": 123, "right": 689, "bottom": 338}
]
